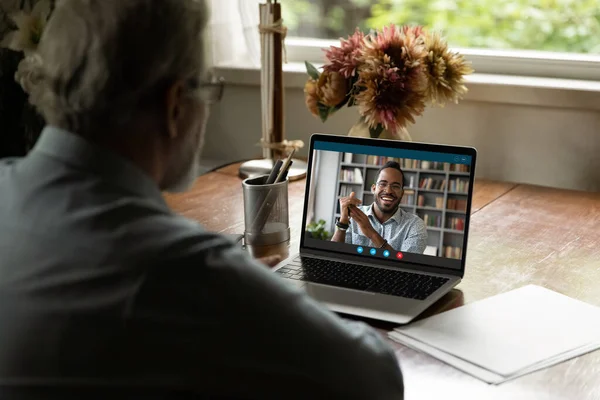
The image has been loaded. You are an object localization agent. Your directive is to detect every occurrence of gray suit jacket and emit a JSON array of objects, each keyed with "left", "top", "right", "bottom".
[{"left": 0, "top": 127, "right": 404, "bottom": 399}]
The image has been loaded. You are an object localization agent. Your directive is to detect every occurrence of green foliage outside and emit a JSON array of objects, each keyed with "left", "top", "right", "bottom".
[{"left": 282, "top": 0, "right": 600, "bottom": 54}]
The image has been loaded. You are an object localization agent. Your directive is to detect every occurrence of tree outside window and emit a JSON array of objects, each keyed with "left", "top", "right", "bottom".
[{"left": 283, "top": 0, "right": 600, "bottom": 54}]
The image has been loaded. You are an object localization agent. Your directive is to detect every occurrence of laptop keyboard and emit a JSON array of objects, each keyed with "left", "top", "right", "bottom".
[{"left": 276, "top": 256, "right": 449, "bottom": 300}]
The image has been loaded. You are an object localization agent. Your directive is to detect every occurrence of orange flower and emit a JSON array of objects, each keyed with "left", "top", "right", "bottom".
[
  {"left": 422, "top": 31, "right": 474, "bottom": 106},
  {"left": 317, "top": 70, "right": 347, "bottom": 108},
  {"left": 356, "top": 24, "right": 428, "bottom": 133},
  {"left": 304, "top": 78, "right": 319, "bottom": 116},
  {"left": 303, "top": 24, "right": 471, "bottom": 129}
]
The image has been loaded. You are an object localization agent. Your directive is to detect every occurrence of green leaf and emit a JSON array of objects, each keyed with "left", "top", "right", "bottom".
[
  {"left": 369, "top": 124, "right": 385, "bottom": 138},
  {"left": 305, "top": 61, "right": 320, "bottom": 80},
  {"left": 306, "top": 219, "right": 331, "bottom": 241},
  {"left": 317, "top": 103, "right": 330, "bottom": 123}
]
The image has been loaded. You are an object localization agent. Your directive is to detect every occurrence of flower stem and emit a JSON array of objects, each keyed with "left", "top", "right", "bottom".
[{"left": 369, "top": 124, "right": 384, "bottom": 138}]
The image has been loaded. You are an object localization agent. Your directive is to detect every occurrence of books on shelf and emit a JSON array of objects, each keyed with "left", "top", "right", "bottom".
[
  {"left": 401, "top": 189, "right": 416, "bottom": 206},
  {"left": 407, "top": 175, "right": 416, "bottom": 188},
  {"left": 339, "top": 184, "right": 358, "bottom": 197},
  {"left": 450, "top": 164, "right": 470, "bottom": 173},
  {"left": 355, "top": 168, "right": 364, "bottom": 184},
  {"left": 419, "top": 177, "right": 444, "bottom": 190},
  {"left": 366, "top": 155, "right": 401, "bottom": 166},
  {"left": 449, "top": 178, "right": 469, "bottom": 193},
  {"left": 447, "top": 198, "right": 467, "bottom": 212},
  {"left": 447, "top": 217, "right": 465, "bottom": 231},
  {"left": 357, "top": 157, "right": 470, "bottom": 174},
  {"left": 418, "top": 195, "right": 444, "bottom": 209},
  {"left": 423, "top": 213, "right": 442, "bottom": 228},
  {"left": 343, "top": 153, "right": 353, "bottom": 163},
  {"left": 420, "top": 161, "right": 448, "bottom": 171},
  {"left": 399, "top": 158, "right": 420, "bottom": 169},
  {"left": 435, "top": 197, "right": 444, "bottom": 209},
  {"left": 339, "top": 168, "right": 363, "bottom": 183},
  {"left": 444, "top": 246, "right": 463, "bottom": 259}
]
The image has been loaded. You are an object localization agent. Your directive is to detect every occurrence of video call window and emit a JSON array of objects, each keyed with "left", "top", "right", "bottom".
[{"left": 306, "top": 150, "right": 472, "bottom": 262}]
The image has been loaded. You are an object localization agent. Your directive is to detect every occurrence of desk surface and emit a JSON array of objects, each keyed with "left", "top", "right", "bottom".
[{"left": 165, "top": 163, "right": 600, "bottom": 400}]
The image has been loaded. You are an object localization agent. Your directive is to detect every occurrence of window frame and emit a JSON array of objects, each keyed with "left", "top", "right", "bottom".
[{"left": 286, "top": 37, "right": 600, "bottom": 82}]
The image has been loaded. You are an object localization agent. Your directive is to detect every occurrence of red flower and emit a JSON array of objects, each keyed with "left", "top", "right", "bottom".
[{"left": 324, "top": 28, "right": 365, "bottom": 79}]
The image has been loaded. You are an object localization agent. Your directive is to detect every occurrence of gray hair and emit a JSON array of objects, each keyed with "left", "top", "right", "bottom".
[{"left": 29, "top": 0, "right": 208, "bottom": 135}]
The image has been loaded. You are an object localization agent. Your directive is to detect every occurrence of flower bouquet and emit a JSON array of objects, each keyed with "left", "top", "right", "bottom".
[
  {"left": 304, "top": 24, "right": 473, "bottom": 140},
  {"left": 0, "top": 0, "right": 53, "bottom": 157}
]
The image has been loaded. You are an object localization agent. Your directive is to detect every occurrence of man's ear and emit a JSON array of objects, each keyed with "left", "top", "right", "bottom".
[
  {"left": 371, "top": 184, "right": 376, "bottom": 193},
  {"left": 165, "top": 80, "right": 186, "bottom": 139}
]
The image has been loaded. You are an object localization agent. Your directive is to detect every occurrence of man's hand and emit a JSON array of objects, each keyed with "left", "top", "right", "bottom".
[
  {"left": 339, "top": 192, "right": 362, "bottom": 224},
  {"left": 257, "top": 255, "right": 282, "bottom": 268},
  {"left": 348, "top": 205, "right": 376, "bottom": 239}
]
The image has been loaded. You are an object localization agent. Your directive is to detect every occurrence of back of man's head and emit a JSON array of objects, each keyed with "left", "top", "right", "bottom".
[{"left": 30, "top": 0, "right": 208, "bottom": 136}]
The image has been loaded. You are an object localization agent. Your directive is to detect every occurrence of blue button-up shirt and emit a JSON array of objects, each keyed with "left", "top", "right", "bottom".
[
  {"left": 345, "top": 204, "right": 428, "bottom": 253},
  {"left": 0, "top": 126, "right": 403, "bottom": 398}
]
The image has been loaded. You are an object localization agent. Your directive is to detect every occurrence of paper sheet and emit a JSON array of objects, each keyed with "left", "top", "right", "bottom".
[
  {"left": 389, "top": 331, "right": 600, "bottom": 384},
  {"left": 388, "top": 285, "right": 600, "bottom": 384}
]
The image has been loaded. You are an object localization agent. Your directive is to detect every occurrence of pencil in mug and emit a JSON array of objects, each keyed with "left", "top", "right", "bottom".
[
  {"left": 280, "top": 160, "right": 293, "bottom": 181},
  {"left": 266, "top": 159, "right": 283, "bottom": 184},
  {"left": 274, "top": 149, "right": 295, "bottom": 183},
  {"left": 251, "top": 150, "right": 295, "bottom": 232},
  {"left": 250, "top": 159, "right": 283, "bottom": 219}
]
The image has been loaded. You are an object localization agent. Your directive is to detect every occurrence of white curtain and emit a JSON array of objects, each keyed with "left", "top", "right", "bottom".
[
  {"left": 207, "top": 0, "right": 261, "bottom": 68},
  {"left": 2, "top": 1, "right": 262, "bottom": 68}
]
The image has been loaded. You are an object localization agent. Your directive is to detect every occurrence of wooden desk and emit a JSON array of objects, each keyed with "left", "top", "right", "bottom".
[{"left": 165, "top": 163, "right": 600, "bottom": 400}]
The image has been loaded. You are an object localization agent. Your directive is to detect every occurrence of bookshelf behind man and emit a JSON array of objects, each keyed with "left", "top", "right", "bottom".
[{"left": 332, "top": 153, "right": 470, "bottom": 259}]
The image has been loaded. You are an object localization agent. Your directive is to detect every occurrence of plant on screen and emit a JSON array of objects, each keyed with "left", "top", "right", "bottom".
[{"left": 306, "top": 219, "right": 332, "bottom": 241}]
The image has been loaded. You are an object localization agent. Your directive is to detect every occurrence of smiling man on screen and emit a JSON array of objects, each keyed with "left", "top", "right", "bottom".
[{"left": 332, "top": 161, "right": 428, "bottom": 254}]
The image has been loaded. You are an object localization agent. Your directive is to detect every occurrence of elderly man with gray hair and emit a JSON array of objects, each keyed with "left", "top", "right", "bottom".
[{"left": 0, "top": 0, "right": 404, "bottom": 399}]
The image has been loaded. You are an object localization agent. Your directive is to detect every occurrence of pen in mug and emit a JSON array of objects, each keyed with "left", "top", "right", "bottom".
[
  {"left": 274, "top": 149, "right": 295, "bottom": 183},
  {"left": 266, "top": 159, "right": 283, "bottom": 185},
  {"left": 252, "top": 150, "right": 295, "bottom": 232},
  {"left": 280, "top": 160, "right": 293, "bottom": 181}
]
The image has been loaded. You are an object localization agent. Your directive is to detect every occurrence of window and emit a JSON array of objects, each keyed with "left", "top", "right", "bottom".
[{"left": 282, "top": 0, "right": 600, "bottom": 80}]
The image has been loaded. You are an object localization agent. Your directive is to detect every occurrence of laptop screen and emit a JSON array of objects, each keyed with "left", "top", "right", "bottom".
[{"left": 302, "top": 136, "right": 476, "bottom": 272}]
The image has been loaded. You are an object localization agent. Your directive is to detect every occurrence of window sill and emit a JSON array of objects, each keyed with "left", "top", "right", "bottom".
[{"left": 215, "top": 62, "right": 600, "bottom": 112}]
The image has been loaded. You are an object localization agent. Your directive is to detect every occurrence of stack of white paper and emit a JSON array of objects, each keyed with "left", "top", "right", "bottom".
[{"left": 388, "top": 285, "right": 600, "bottom": 384}]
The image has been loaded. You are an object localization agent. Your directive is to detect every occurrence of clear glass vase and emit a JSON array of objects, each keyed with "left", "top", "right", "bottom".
[{"left": 347, "top": 117, "right": 412, "bottom": 141}]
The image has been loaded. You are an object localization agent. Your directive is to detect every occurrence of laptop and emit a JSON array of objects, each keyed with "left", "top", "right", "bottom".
[{"left": 273, "top": 133, "right": 477, "bottom": 324}]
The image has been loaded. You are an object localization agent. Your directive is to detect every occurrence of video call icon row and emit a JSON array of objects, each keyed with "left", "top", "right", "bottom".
[{"left": 357, "top": 247, "right": 403, "bottom": 260}]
